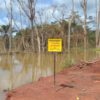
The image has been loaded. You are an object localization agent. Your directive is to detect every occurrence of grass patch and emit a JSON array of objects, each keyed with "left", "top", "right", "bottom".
[
  {"left": 94, "top": 48, "right": 100, "bottom": 51},
  {"left": 63, "top": 58, "right": 76, "bottom": 68}
]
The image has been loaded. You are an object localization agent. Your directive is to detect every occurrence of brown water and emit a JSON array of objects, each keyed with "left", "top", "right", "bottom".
[
  {"left": 0, "top": 53, "right": 64, "bottom": 91},
  {"left": 0, "top": 49, "right": 99, "bottom": 92}
]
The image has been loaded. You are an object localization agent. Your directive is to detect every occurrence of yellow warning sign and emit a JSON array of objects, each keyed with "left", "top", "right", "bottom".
[{"left": 48, "top": 39, "right": 62, "bottom": 52}]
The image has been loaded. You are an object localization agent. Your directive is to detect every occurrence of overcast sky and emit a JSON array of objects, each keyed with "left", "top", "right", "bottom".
[{"left": 0, "top": 0, "right": 98, "bottom": 29}]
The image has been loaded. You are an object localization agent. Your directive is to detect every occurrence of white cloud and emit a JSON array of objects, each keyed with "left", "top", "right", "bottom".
[
  {"left": 53, "top": 0, "right": 96, "bottom": 11},
  {"left": 0, "top": 0, "right": 97, "bottom": 28}
]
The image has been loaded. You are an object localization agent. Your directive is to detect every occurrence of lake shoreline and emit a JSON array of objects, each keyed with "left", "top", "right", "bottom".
[{"left": 6, "top": 59, "right": 100, "bottom": 100}]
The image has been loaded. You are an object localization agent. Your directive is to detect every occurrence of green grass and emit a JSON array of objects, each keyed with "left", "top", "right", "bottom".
[
  {"left": 63, "top": 58, "right": 76, "bottom": 68},
  {"left": 94, "top": 48, "right": 100, "bottom": 51}
]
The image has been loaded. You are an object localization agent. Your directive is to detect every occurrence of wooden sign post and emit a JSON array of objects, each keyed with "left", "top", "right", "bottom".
[{"left": 48, "top": 39, "right": 62, "bottom": 86}]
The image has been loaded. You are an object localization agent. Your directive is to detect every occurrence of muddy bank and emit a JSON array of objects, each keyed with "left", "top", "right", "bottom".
[{"left": 6, "top": 60, "right": 100, "bottom": 100}]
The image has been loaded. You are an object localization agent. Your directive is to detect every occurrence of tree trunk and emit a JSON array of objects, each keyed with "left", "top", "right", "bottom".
[
  {"left": 96, "top": 0, "right": 98, "bottom": 48},
  {"left": 68, "top": 20, "right": 71, "bottom": 54},
  {"left": 96, "top": 0, "right": 100, "bottom": 48},
  {"left": 82, "top": 0, "right": 87, "bottom": 61},
  {"left": 34, "top": 20, "right": 41, "bottom": 54},
  {"left": 31, "top": 20, "right": 35, "bottom": 51},
  {"left": 9, "top": 0, "right": 13, "bottom": 52}
]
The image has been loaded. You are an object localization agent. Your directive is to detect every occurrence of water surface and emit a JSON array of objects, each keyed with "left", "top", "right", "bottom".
[{"left": 0, "top": 49, "right": 99, "bottom": 91}]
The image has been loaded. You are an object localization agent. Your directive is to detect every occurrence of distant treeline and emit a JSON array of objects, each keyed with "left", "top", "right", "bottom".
[{"left": 0, "top": 19, "right": 95, "bottom": 52}]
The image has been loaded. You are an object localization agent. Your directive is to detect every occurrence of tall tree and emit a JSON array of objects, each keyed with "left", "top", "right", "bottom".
[
  {"left": 68, "top": 0, "right": 75, "bottom": 54},
  {"left": 3, "top": 0, "right": 13, "bottom": 52},
  {"left": 17, "top": 0, "right": 41, "bottom": 53},
  {"left": 96, "top": 0, "right": 100, "bottom": 48},
  {"left": 81, "top": 0, "right": 87, "bottom": 60},
  {"left": 9, "top": 0, "right": 13, "bottom": 52}
]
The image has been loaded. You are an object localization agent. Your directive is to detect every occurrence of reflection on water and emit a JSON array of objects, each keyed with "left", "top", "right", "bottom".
[
  {"left": 0, "top": 49, "right": 99, "bottom": 91},
  {"left": 0, "top": 53, "right": 61, "bottom": 90}
]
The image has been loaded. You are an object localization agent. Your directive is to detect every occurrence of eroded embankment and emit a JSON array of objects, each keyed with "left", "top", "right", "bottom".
[{"left": 6, "top": 60, "right": 100, "bottom": 100}]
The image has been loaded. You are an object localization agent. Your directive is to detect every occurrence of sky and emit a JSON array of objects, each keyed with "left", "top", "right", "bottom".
[{"left": 0, "top": 0, "right": 98, "bottom": 30}]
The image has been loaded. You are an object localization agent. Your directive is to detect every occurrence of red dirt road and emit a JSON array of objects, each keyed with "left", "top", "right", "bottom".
[{"left": 6, "top": 60, "right": 100, "bottom": 100}]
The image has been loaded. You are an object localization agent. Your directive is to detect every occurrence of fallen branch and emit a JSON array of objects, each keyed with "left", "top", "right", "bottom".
[
  {"left": 75, "top": 59, "right": 100, "bottom": 69},
  {"left": 81, "top": 59, "right": 100, "bottom": 65}
]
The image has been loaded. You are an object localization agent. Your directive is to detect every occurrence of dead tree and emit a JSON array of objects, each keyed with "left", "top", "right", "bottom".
[
  {"left": 81, "top": 0, "right": 87, "bottom": 60},
  {"left": 96, "top": 0, "right": 100, "bottom": 48},
  {"left": 17, "top": 0, "right": 41, "bottom": 53}
]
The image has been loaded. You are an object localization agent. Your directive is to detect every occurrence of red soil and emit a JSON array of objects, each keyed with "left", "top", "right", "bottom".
[{"left": 6, "top": 60, "right": 100, "bottom": 100}]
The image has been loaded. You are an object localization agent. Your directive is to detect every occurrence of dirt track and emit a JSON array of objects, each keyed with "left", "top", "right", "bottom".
[{"left": 6, "top": 60, "right": 100, "bottom": 100}]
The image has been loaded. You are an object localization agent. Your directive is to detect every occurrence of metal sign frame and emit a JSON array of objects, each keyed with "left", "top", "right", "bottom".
[{"left": 48, "top": 38, "right": 62, "bottom": 86}]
